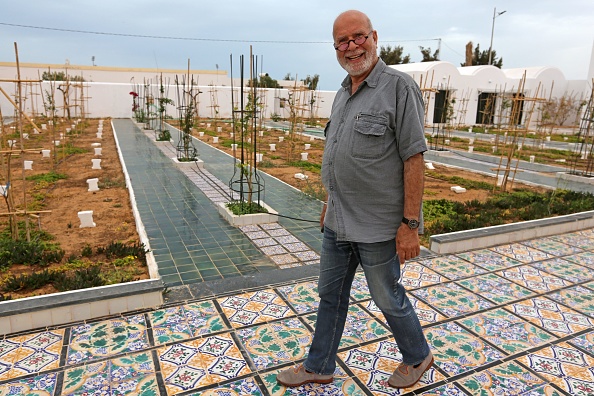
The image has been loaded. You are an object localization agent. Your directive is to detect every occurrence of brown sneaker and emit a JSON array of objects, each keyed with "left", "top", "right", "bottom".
[
  {"left": 276, "top": 364, "right": 334, "bottom": 387},
  {"left": 388, "top": 351, "right": 434, "bottom": 389}
]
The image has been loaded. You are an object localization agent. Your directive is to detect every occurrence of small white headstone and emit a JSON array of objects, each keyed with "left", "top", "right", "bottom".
[
  {"left": 96, "top": 132, "right": 102, "bottom": 139},
  {"left": 295, "top": 173, "right": 309, "bottom": 180},
  {"left": 212, "top": 136, "right": 219, "bottom": 143},
  {"left": 217, "top": 126, "right": 222, "bottom": 133},
  {"left": 199, "top": 131, "right": 204, "bottom": 137},
  {"left": 425, "top": 162, "right": 435, "bottom": 170},
  {"left": 42, "top": 149, "right": 51, "bottom": 158},
  {"left": 300, "top": 152, "right": 308, "bottom": 161},
  {"left": 54, "top": 140, "right": 60, "bottom": 146},
  {"left": 78, "top": 210, "right": 96, "bottom": 228},
  {"left": 23, "top": 133, "right": 29, "bottom": 140},
  {"left": 24, "top": 160, "right": 33, "bottom": 170},
  {"left": 94, "top": 147, "right": 102, "bottom": 156},
  {"left": 0, "top": 185, "right": 7, "bottom": 197},
  {"left": 91, "top": 143, "right": 101, "bottom": 147},
  {"left": 279, "top": 136, "right": 284, "bottom": 142},
  {"left": 269, "top": 143, "right": 276, "bottom": 151},
  {"left": 310, "top": 135, "right": 315, "bottom": 141},
  {"left": 256, "top": 153, "right": 263, "bottom": 162},
  {"left": 91, "top": 158, "right": 102, "bottom": 169},
  {"left": 259, "top": 131, "right": 264, "bottom": 137},
  {"left": 87, "top": 178, "right": 99, "bottom": 192},
  {"left": 304, "top": 144, "right": 311, "bottom": 150},
  {"left": 231, "top": 143, "right": 238, "bottom": 150},
  {"left": 468, "top": 146, "right": 474, "bottom": 153},
  {"left": 529, "top": 155, "right": 535, "bottom": 163},
  {"left": 41, "top": 124, "right": 47, "bottom": 130}
]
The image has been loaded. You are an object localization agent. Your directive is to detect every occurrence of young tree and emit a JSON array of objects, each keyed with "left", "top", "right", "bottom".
[
  {"left": 379, "top": 45, "right": 411, "bottom": 65},
  {"left": 419, "top": 46, "right": 440, "bottom": 62}
]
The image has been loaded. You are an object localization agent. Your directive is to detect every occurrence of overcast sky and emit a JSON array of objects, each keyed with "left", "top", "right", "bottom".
[{"left": 1, "top": 0, "right": 593, "bottom": 91}]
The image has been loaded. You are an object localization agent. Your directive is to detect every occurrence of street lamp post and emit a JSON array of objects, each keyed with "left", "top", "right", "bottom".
[{"left": 488, "top": 7, "right": 506, "bottom": 65}]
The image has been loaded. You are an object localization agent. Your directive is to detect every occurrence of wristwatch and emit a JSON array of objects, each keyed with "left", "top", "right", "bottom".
[{"left": 402, "top": 217, "right": 419, "bottom": 230}]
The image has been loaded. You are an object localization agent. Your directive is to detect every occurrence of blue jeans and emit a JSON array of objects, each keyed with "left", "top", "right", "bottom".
[{"left": 303, "top": 227, "right": 430, "bottom": 375}]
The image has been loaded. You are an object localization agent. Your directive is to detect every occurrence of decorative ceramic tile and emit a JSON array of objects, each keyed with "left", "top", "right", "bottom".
[
  {"left": 252, "top": 238, "right": 278, "bottom": 248},
  {"left": 350, "top": 271, "right": 371, "bottom": 301},
  {"left": 564, "top": 251, "right": 594, "bottom": 269},
  {"left": 304, "top": 305, "right": 389, "bottom": 349},
  {"left": 337, "top": 339, "right": 445, "bottom": 395},
  {"left": 292, "top": 251, "right": 320, "bottom": 261},
  {"left": 62, "top": 351, "right": 158, "bottom": 395},
  {"left": 270, "top": 254, "right": 299, "bottom": 265},
  {"left": 426, "top": 322, "right": 505, "bottom": 377},
  {"left": 496, "top": 265, "right": 570, "bottom": 293},
  {"left": 267, "top": 228, "right": 291, "bottom": 237},
  {"left": 530, "top": 258, "right": 591, "bottom": 283},
  {"left": 416, "top": 383, "right": 467, "bottom": 395},
  {"left": 239, "top": 225, "right": 262, "bottom": 233},
  {"left": 283, "top": 242, "right": 309, "bottom": 253},
  {"left": 457, "top": 308, "right": 556, "bottom": 355},
  {"left": 412, "top": 283, "right": 493, "bottom": 318},
  {"left": 235, "top": 318, "right": 312, "bottom": 370},
  {"left": 218, "top": 289, "right": 293, "bottom": 328},
  {"left": 460, "top": 360, "right": 563, "bottom": 396},
  {"left": 0, "top": 330, "right": 64, "bottom": 380},
  {"left": 518, "top": 342, "right": 594, "bottom": 395},
  {"left": 261, "top": 365, "right": 365, "bottom": 395},
  {"left": 578, "top": 228, "right": 594, "bottom": 238},
  {"left": 67, "top": 314, "right": 149, "bottom": 365},
  {"left": 401, "top": 262, "right": 448, "bottom": 289},
  {"left": 185, "top": 376, "right": 264, "bottom": 395},
  {"left": 505, "top": 297, "right": 594, "bottom": 337},
  {"left": 0, "top": 372, "right": 57, "bottom": 395},
  {"left": 548, "top": 285, "right": 594, "bottom": 317},
  {"left": 260, "top": 245, "right": 289, "bottom": 255},
  {"left": 149, "top": 300, "right": 229, "bottom": 345},
  {"left": 456, "top": 248, "right": 522, "bottom": 271},
  {"left": 521, "top": 237, "right": 583, "bottom": 256},
  {"left": 245, "top": 231, "right": 270, "bottom": 240},
  {"left": 158, "top": 334, "right": 251, "bottom": 394},
  {"left": 276, "top": 281, "right": 319, "bottom": 314},
  {"left": 364, "top": 295, "right": 446, "bottom": 327},
  {"left": 456, "top": 273, "right": 535, "bottom": 304},
  {"left": 278, "top": 263, "right": 302, "bottom": 269},
  {"left": 551, "top": 231, "right": 594, "bottom": 250},
  {"left": 274, "top": 235, "right": 300, "bottom": 244},
  {"left": 260, "top": 223, "right": 282, "bottom": 230},
  {"left": 490, "top": 243, "right": 555, "bottom": 263},
  {"left": 569, "top": 330, "right": 594, "bottom": 355},
  {"left": 417, "top": 255, "right": 486, "bottom": 280}
]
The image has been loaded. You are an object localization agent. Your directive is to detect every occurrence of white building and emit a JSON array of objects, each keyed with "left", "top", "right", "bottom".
[{"left": 1, "top": 43, "right": 593, "bottom": 128}]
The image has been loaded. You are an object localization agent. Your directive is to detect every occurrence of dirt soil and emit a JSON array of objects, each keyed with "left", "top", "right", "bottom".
[{"left": 1, "top": 118, "right": 545, "bottom": 299}]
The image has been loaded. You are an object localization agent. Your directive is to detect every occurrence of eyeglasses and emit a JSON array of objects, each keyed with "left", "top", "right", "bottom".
[{"left": 334, "top": 31, "right": 372, "bottom": 52}]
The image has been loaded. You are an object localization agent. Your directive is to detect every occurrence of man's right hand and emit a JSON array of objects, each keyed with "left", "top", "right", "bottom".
[{"left": 320, "top": 203, "right": 327, "bottom": 232}]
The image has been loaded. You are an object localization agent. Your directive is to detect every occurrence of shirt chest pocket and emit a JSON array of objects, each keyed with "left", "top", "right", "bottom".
[{"left": 351, "top": 113, "right": 388, "bottom": 159}]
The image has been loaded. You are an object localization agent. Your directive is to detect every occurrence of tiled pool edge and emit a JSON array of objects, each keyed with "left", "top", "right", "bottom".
[
  {"left": 0, "top": 120, "right": 165, "bottom": 335},
  {"left": 430, "top": 210, "right": 594, "bottom": 254}
]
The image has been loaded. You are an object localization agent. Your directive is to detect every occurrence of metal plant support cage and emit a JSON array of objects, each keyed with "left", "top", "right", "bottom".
[
  {"left": 175, "top": 74, "right": 199, "bottom": 162},
  {"left": 227, "top": 51, "right": 266, "bottom": 212}
]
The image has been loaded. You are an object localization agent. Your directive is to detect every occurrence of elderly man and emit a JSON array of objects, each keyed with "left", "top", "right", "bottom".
[{"left": 276, "top": 9, "right": 433, "bottom": 389}]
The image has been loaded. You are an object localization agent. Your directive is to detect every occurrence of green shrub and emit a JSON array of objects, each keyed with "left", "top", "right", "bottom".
[
  {"left": 53, "top": 266, "right": 105, "bottom": 292},
  {"left": 97, "top": 241, "right": 149, "bottom": 264},
  {"left": 2, "top": 269, "right": 56, "bottom": 292},
  {"left": 0, "top": 239, "right": 64, "bottom": 267},
  {"left": 26, "top": 171, "right": 67, "bottom": 184},
  {"left": 226, "top": 201, "right": 268, "bottom": 215}
]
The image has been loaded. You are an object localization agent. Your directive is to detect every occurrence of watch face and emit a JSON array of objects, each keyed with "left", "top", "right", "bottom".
[{"left": 408, "top": 219, "right": 419, "bottom": 229}]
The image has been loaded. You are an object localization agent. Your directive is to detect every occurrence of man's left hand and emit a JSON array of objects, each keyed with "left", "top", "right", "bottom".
[{"left": 396, "top": 226, "right": 420, "bottom": 264}]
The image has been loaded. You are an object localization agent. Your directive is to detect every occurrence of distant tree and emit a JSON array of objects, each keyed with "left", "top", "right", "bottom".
[
  {"left": 41, "top": 71, "right": 85, "bottom": 82},
  {"left": 379, "top": 45, "right": 411, "bottom": 65},
  {"left": 461, "top": 44, "right": 503, "bottom": 68},
  {"left": 283, "top": 73, "right": 294, "bottom": 81},
  {"left": 302, "top": 74, "right": 320, "bottom": 91},
  {"left": 419, "top": 46, "right": 439, "bottom": 62},
  {"left": 250, "top": 74, "right": 280, "bottom": 88}
]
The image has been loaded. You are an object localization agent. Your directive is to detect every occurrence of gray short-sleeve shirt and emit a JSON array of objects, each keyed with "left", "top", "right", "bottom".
[{"left": 322, "top": 59, "right": 427, "bottom": 243}]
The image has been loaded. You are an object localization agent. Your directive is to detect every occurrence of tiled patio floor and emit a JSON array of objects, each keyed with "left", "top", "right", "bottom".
[{"left": 1, "top": 120, "right": 593, "bottom": 395}]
